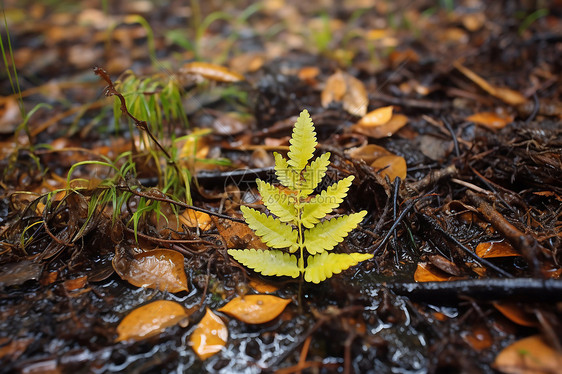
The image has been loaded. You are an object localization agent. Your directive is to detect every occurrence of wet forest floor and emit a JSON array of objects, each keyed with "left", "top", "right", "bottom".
[{"left": 1, "top": 1, "right": 562, "bottom": 373}]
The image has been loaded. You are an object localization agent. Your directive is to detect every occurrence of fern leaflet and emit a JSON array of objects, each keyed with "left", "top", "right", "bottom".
[
  {"left": 241, "top": 206, "right": 298, "bottom": 248},
  {"left": 304, "top": 252, "right": 373, "bottom": 283},
  {"left": 301, "top": 176, "right": 355, "bottom": 228},
  {"left": 304, "top": 211, "right": 367, "bottom": 254},
  {"left": 287, "top": 109, "right": 317, "bottom": 172},
  {"left": 257, "top": 179, "right": 297, "bottom": 223},
  {"left": 228, "top": 249, "right": 300, "bottom": 278}
]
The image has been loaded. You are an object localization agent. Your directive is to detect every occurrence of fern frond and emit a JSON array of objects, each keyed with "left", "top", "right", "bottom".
[
  {"left": 274, "top": 152, "right": 298, "bottom": 190},
  {"left": 304, "top": 252, "right": 373, "bottom": 283},
  {"left": 301, "top": 176, "right": 355, "bottom": 228},
  {"left": 300, "top": 152, "right": 331, "bottom": 196},
  {"left": 228, "top": 249, "right": 300, "bottom": 278},
  {"left": 304, "top": 211, "right": 367, "bottom": 254},
  {"left": 257, "top": 179, "right": 297, "bottom": 223},
  {"left": 287, "top": 110, "right": 317, "bottom": 172},
  {"left": 241, "top": 206, "right": 298, "bottom": 248}
]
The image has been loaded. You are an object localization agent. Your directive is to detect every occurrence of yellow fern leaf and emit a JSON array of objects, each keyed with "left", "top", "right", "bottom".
[
  {"left": 228, "top": 249, "right": 300, "bottom": 278},
  {"left": 304, "top": 211, "right": 367, "bottom": 254},
  {"left": 257, "top": 179, "right": 297, "bottom": 223},
  {"left": 287, "top": 109, "right": 317, "bottom": 172},
  {"left": 300, "top": 152, "right": 331, "bottom": 196},
  {"left": 304, "top": 252, "right": 373, "bottom": 283},
  {"left": 241, "top": 206, "right": 298, "bottom": 248},
  {"left": 301, "top": 176, "right": 355, "bottom": 228},
  {"left": 274, "top": 152, "right": 298, "bottom": 190}
]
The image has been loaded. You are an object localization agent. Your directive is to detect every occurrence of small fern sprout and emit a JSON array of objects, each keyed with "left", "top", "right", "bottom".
[{"left": 228, "top": 109, "right": 372, "bottom": 283}]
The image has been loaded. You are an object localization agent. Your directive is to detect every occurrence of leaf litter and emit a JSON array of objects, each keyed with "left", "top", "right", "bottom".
[{"left": 1, "top": 1, "right": 561, "bottom": 373}]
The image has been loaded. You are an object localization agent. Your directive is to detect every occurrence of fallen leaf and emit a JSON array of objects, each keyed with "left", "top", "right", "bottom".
[
  {"left": 179, "top": 209, "right": 213, "bottom": 231},
  {"left": 321, "top": 70, "right": 347, "bottom": 105},
  {"left": 298, "top": 66, "right": 320, "bottom": 85},
  {"left": 475, "top": 241, "right": 521, "bottom": 258},
  {"left": 352, "top": 114, "right": 408, "bottom": 138},
  {"left": 467, "top": 112, "right": 514, "bottom": 130},
  {"left": 190, "top": 308, "right": 228, "bottom": 360},
  {"left": 322, "top": 70, "right": 368, "bottom": 117},
  {"left": 248, "top": 278, "right": 279, "bottom": 293},
  {"left": 218, "top": 294, "right": 291, "bottom": 324},
  {"left": 371, "top": 155, "right": 407, "bottom": 182},
  {"left": 454, "top": 61, "right": 527, "bottom": 105},
  {"left": 414, "top": 262, "right": 452, "bottom": 282},
  {"left": 116, "top": 300, "right": 188, "bottom": 342},
  {"left": 180, "top": 62, "right": 245, "bottom": 82},
  {"left": 0, "top": 97, "right": 22, "bottom": 134},
  {"left": 113, "top": 248, "right": 188, "bottom": 293},
  {"left": 358, "top": 106, "right": 394, "bottom": 127},
  {"left": 63, "top": 276, "right": 88, "bottom": 291},
  {"left": 493, "top": 302, "right": 538, "bottom": 327},
  {"left": 347, "top": 144, "right": 392, "bottom": 164},
  {"left": 212, "top": 216, "right": 269, "bottom": 250},
  {"left": 462, "top": 325, "right": 493, "bottom": 351},
  {"left": 493, "top": 335, "right": 562, "bottom": 373}
]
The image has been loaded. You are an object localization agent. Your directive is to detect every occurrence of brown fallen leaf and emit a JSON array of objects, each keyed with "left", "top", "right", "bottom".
[
  {"left": 467, "top": 112, "right": 514, "bottom": 130},
  {"left": 347, "top": 144, "right": 392, "bottom": 164},
  {"left": 371, "top": 154, "right": 407, "bottom": 182},
  {"left": 322, "top": 70, "right": 368, "bottom": 117},
  {"left": 475, "top": 241, "right": 521, "bottom": 258},
  {"left": 218, "top": 294, "right": 291, "bottom": 324},
  {"left": 190, "top": 308, "right": 228, "bottom": 360},
  {"left": 113, "top": 248, "right": 188, "bottom": 293},
  {"left": 492, "top": 302, "right": 538, "bottom": 327},
  {"left": 493, "top": 335, "right": 562, "bottom": 373},
  {"left": 179, "top": 62, "right": 245, "bottom": 82},
  {"left": 461, "top": 325, "right": 493, "bottom": 351},
  {"left": 357, "top": 106, "right": 393, "bottom": 127},
  {"left": 248, "top": 278, "right": 279, "bottom": 293},
  {"left": 454, "top": 61, "right": 527, "bottom": 105},
  {"left": 352, "top": 114, "right": 408, "bottom": 139},
  {"left": 116, "top": 300, "right": 189, "bottom": 342}
]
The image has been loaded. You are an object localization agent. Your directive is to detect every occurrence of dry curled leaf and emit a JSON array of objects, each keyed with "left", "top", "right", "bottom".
[
  {"left": 321, "top": 70, "right": 368, "bottom": 117},
  {"left": 180, "top": 62, "right": 244, "bottom": 82},
  {"left": 116, "top": 300, "right": 188, "bottom": 342},
  {"left": 493, "top": 335, "right": 562, "bottom": 373},
  {"left": 218, "top": 294, "right": 291, "bottom": 324},
  {"left": 113, "top": 248, "right": 188, "bottom": 293},
  {"left": 467, "top": 112, "right": 514, "bottom": 130},
  {"left": 248, "top": 278, "right": 279, "bottom": 293},
  {"left": 190, "top": 308, "right": 228, "bottom": 360},
  {"left": 371, "top": 155, "right": 407, "bottom": 182}
]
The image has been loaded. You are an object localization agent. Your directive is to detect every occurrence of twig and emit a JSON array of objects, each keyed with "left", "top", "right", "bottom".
[{"left": 383, "top": 278, "right": 562, "bottom": 303}]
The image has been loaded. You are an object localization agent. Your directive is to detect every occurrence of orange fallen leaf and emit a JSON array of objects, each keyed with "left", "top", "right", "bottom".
[
  {"left": 218, "top": 295, "right": 291, "bottom": 324},
  {"left": 180, "top": 62, "right": 244, "bottom": 82},
  {"left": 113, "top": 248, "right": 188, "bottom": 293},
  {"left": 414, "top": 263, "right": 452, "bottom": 282},
  {"left": 347, "top": 144, "right": 392, "bottom": 164},
  {"left": 462, "top": 325, "right": 493, "bottom": 351},
  {"left": 179, "top": 209, "right": 212, "bottom": 231},
  {"left": 322, "top": 70, "right": 368, "bottom": 117},
  {"left": 493, "top": 335, "right": 562, "bottom": 373},
  {"left": 358, "top": 106, "right": 393, "bottom": 127},
  {"left": 475, "top": 241, "right": 521, "bottom": 258},
  {"left": 493, "top": 302, "right": 538, "bottom": 327},
  {"left": 248, "top": 278, "right": 279, "bottom": 293},
  {"left": 116, "top": 300, "right": 188, "bottom": 342},
  {"left": 467, "top": 112, "right": 514, "bottom": 130},
  {"left": 454, "top": 61, "right": 527, "bottom": 105},
  {"left": 371, "top": 155, "right": 407, "bottom": 182},
  {"left": 298, "top": 66, "right": 320, "bottom": 85},
  {"left": 190, "top": 308, "right": 228, "bottom": 360},
  {"left": 352, "top": 114, "right": 408, "bottom": 138}
]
